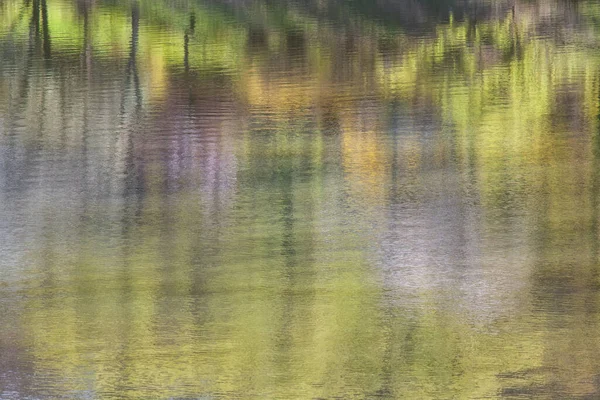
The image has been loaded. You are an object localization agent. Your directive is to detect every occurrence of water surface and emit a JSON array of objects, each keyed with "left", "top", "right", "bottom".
[{"left": 2, "top": 0, "right": 600, "bottom": 398}]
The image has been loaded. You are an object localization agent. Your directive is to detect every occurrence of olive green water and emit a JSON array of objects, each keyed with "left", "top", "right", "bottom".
[{"left": 2, "top": 0, "right": 600, "bottom": 398}]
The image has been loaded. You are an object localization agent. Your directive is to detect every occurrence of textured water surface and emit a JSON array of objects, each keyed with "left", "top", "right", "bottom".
[{"left": 2, "top": 0, "right": 600, "bottom": 398}]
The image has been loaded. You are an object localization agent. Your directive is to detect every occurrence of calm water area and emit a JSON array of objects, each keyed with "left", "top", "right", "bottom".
[{"left": 2, "top": 0, "right": 600, "bottom": 398}]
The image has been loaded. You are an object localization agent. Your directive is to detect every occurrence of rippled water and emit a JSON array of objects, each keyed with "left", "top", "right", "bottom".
[{"left": 2, "top": 0, "right": 600, "bottom": 398}]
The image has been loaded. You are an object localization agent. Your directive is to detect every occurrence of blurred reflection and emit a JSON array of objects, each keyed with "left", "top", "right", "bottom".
[{"left": 2, "top": 0, "right": 600, "bottom": 398}]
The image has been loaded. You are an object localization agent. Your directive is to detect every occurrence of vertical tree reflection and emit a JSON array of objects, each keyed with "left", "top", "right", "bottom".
[{"left": 40, "top": 0, "right": 50, "bottom": 61}]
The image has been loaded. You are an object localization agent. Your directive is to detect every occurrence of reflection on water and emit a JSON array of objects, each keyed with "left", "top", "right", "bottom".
[{"left": 2, "top": 0, "right": 600, "bottom": 398}]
